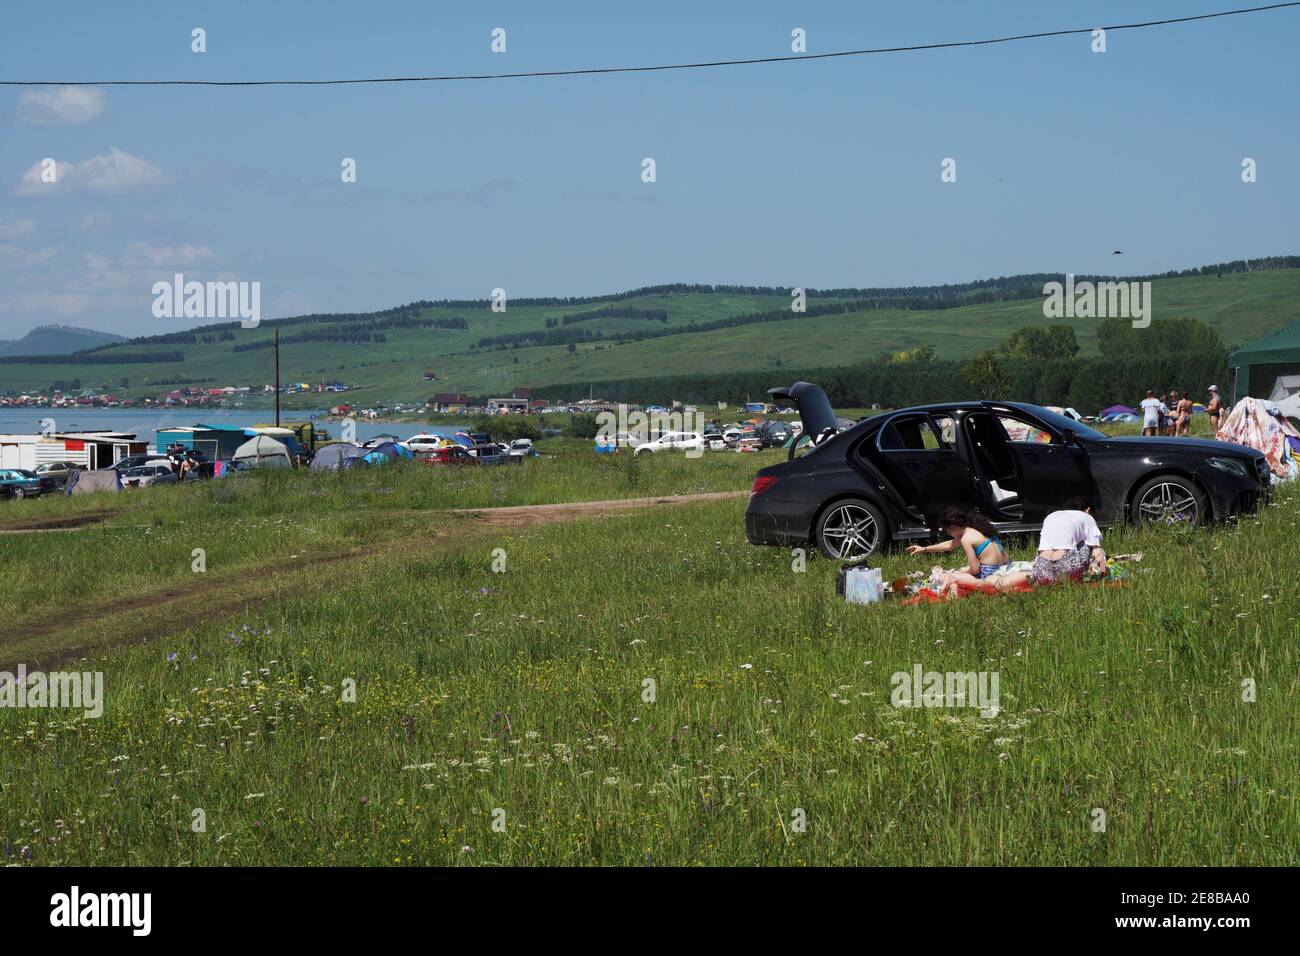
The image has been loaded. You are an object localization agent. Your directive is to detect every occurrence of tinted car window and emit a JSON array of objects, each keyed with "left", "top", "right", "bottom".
[{"left": 879, "top": 415, "right": 948, "bottom": 451}]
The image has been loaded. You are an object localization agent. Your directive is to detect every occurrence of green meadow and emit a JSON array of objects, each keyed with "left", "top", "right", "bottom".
[
  {"left": 0, "top": 433, "right": 1295, "bottom": 865},
  {"left": 2, "top": 268, "right": 1297, "bottom": 405}
]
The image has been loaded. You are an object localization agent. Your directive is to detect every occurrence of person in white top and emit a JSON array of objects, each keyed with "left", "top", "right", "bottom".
[
  {"left": 1139, "top": 388, "right": 1167, "bottom": 437},
  {"left": 994, "top": 497, "right": 1107, "bottom": 591}
]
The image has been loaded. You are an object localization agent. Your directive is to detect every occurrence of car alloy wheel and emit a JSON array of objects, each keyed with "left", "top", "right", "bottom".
[
  {"left": 817, "top": 501, "right": 881, "bottom": 559},
  {"left": 1137, "top": 480, "right": 1200, "bottom": 525}
]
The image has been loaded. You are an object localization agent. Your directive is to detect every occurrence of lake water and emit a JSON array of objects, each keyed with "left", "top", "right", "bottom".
[{"left": 0, "top": 407, "right": 455, "bottom": 445}]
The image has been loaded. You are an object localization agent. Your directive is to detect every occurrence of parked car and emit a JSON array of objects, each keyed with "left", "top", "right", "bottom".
[
  {"left": 756, "top": 421, "right": 792, "bottom": 448},
  {"left": 111, "top": 454, "right": 156, "bottom": 473},
  {"left": 507, "top": 439, "right": 540, "bottom": 458},
  {"left": 33, "top": 461, "right": 80, "bottom": 488},
  {"left": 745, "top": 381, "right": 1273, "bottom": 560},
  {"left": 422, "top": 446, "right": 477, "bottom": 467},
  {"left": 633, "top": 432, "right": 706, "bottom": 456},
  {"left": 0, "top": 468, "right": 47, "bottom": 499},
  {"left": 473, "top": 444, "right": 523, "bottom": 466},
  {"left": 403, "top": 433, "right": 446, "bottom": 453},
  {"left": 121, "top": 464, "right": 179, "bottom": 488}
]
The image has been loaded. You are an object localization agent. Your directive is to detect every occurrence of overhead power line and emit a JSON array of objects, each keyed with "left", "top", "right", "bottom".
[{"left": 1, "top": 2, "right": 1296, "bottom": 87}]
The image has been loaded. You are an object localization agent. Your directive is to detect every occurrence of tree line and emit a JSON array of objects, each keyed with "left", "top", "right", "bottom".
[
  {"left": 558, "top": 306, "right": 669, "bottom": 326},
  {"left": 233, "top": 330, "right": 387, "bottom": 352},
  {"left": 532, "top": 318, "right": 1230, "bottom": 414},
  {"left": 0, "top": 350, "right": 185, "bottom": 366}
]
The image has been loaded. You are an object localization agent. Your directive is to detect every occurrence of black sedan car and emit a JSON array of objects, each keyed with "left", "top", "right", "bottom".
[{"left": 745, "top": 382, "right": 1272, "bottom": 560}]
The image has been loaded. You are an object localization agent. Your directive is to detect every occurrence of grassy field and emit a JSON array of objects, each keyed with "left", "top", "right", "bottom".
[
  {"left": 2, "top": 268, "right": 1297, "bottom": 404},
  {"left": 0, "top": 431, "right": 1296, "bottom": 866}
]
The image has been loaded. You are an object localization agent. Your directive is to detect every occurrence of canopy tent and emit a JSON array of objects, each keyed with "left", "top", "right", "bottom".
[
  {"left": 65, "top": 469, "right": 121, "bottom": 494},
  {"left": 1228, "top": 321, "right": 1300, "bottom": 402},
  {"left": 362, "top": 441, "right": 414, "bottom": 465},
  {"left": 231, "top": 434, "right": 293, "bottom": 469},
  {"left": 309, "top": 442, "right": 365, "bottom": 470},
  {"left": 1216, "top": 397, "right": 1299, "bottom": 482}
]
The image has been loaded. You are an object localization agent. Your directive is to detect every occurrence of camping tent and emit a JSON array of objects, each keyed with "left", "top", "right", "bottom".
[
  {"left": 232, "top": 434, "right": 293, "bottom": 469},
  {"left": 1228, "top": 321, "right": 1300, "bottom": 402},
  {"left": 65, "top": 469, "right": 121, "bottom": 494},
  {"left": 1216, "top": 397, "right": 1299, "bottom": 482},
  {"left": 361, "top": 441, "right": 414, "bottom": 465},
  {"left": 310, "top": 442, "right": 365, "bottom": 470},
  {"left": 1099, "top": 404, "right": 1137, "bottom": 417},
  {"left": 1268, "top": 374, "right": 1300, "bottom": 402},
  {"left": 1277, "top": 390, "right": 1300, "bottom": 428}
]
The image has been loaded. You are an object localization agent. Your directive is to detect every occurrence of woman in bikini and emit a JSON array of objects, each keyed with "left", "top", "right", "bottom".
[
  {"left": 1175, "top": 390, "right": 1194, "bottom": 436},
  {"left": 907, "top": 506, "right": 1010, "bottom": 595}
]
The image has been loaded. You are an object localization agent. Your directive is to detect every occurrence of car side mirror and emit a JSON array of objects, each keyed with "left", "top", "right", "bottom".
[{"left": 1061, "top": 427, "right": 1077, "bottom": 445}]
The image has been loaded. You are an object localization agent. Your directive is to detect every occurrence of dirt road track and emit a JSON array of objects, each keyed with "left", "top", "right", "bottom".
[{"left": 2, "top": 491, "right": 746, "bottom": 667}]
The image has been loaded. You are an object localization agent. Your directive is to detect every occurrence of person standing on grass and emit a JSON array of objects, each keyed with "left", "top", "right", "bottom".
[
  {"left": 1207, "top": 385, "right": 1224, "bottom": 435},
  {"left": 1166, "top": 390, "right": 1181, "bottom": 435},
  {"left": 1176, "top": 390, "right": 1194, "bottom": 436},
  {"left": 1140, "top": 388, "right": 1166, "bottom": 437}
]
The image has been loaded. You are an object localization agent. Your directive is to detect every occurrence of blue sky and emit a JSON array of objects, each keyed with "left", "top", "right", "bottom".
[{"left": 1, "top": 0, "right": 1297, "bottom": 336}]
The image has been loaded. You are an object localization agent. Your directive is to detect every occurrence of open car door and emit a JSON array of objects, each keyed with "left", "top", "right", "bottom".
[{"left": 983, "top": 406, "right": 1093, "bottom": 521}]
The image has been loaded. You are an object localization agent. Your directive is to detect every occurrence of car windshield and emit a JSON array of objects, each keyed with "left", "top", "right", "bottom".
[{"left": 1019, "top": 406, "right": 1106, "bottom": 440}]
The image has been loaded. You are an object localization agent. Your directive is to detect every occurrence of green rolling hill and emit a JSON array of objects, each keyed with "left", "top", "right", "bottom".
[{"left": 1, "top": 262, "right": 1297, "bottom": 406}]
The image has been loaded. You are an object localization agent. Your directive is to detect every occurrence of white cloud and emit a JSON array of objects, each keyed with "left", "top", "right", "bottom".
[
  {"left": 14, "top": 147, "right": 167, "bottom": 197},
  {"left": 127, "top": 242, "right": 215, "bottom": 267},
  {"left": 13, "top": 86, "right": 108, "bottom": 126},
  {"left": 0, "top": 218, "right": 36, "bottom": 240},
  {"left": 15, "top": 159, "right": 75, "bottom": 196},
  {"left": 76, "top": 147, "right": 169, "bottom": 193},
  {"left": 79, "top": 211, "right": 112, "bottom": 233}
]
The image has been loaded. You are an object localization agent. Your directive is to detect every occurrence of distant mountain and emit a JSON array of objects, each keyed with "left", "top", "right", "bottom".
[{"left": 0, "top": 324, "right": 128, "bottom": 357}]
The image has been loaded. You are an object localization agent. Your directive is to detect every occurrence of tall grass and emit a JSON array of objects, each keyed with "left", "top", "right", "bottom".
[{"left": 0, "top": 470, "right": 1294, "bottom": 865}]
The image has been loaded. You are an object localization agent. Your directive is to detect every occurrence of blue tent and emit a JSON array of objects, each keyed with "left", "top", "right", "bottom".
[
  {"left": 310, "top": 442, "right": 366, "bottom": 470},
  {"left": 362, "top": 441, "right": 414, "bottom": 465}
]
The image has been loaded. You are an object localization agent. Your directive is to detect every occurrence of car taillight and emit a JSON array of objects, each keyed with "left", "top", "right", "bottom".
[{"left": 750, "top": 475, "right": 778, "bottom": 497}]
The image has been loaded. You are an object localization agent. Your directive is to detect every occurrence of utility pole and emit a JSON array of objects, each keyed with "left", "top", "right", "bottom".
[{"left": 274, "top": 327, "right": 281, "bottom": 428}]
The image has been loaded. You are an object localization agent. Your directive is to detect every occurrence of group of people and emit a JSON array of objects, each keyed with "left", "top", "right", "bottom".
[
  {"left": 1139, "top": 384, "right": 1224, "bottom": 437},
  {"left": 907, "top": 500, "right": 1107, "bottom": 597}
]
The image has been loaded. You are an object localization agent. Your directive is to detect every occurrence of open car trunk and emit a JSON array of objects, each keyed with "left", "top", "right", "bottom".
[{"left": 767, "top": 382, "right": 855, "bottom": 448}]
